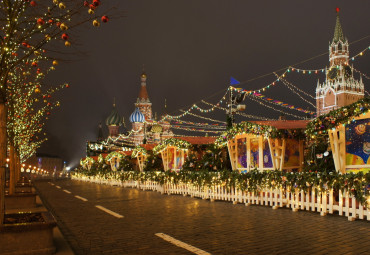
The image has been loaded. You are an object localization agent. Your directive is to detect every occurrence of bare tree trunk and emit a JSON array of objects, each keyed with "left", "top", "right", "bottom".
[
  {"left": 9, "top": 145, "right": 15, "bottom": 195},
  {"left": 15, "top": 153, "right": 20, "bottom": 184},
  {"left": 0, "top": 102, "right": 7, "bottom": 226}
]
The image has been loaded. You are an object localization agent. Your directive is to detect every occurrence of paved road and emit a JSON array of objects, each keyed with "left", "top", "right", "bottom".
[{"left": 34, "top": 179, "right": 370, "bottom": 255}]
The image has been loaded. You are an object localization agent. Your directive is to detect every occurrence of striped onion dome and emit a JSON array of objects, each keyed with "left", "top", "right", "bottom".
[
  {"left": 129, "top": 108, "right": 145, "bottom": 123},
  {"left": 151, "top": 124, "right": 162, "bottom": 133},
  {"left": 105, "top": 106, "right": 122, "bottom": 126}
]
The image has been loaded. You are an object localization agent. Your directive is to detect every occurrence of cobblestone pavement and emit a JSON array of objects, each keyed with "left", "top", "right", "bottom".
[{"left": 34, "top": 179, "right": 370, "bottom": 255}]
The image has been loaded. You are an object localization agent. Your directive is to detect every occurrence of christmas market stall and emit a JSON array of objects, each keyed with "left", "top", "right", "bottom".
[
  {"left": 306, "top": 98, "right": 369, "bottom": 173},
  {"left": 105, "top": 151, "right": 127, "bottom": 171},
  {"left": 131, "top": 144, "right": 155, "bottom": 171},
  {"left": 216, "top": 120, "right": 308, "bottom": 172},
  {"left": 153, "top": 138, "right": 191, "bottom": 171},
  {"left": 153, "top": 137, "right": 216, "bottom": 171}
]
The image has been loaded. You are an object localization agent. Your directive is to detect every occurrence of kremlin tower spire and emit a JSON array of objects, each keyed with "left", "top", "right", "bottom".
[
  {"left": 135, "top": 66, "right": 152, "bottom": 120},
  {"left": 315, "top": 8, "right": 364, "bottom": 116}
]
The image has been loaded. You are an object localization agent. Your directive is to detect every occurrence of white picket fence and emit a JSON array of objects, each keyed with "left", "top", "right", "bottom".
[{"left": 72, "top": 176, "right": 369, "bottom": 221}]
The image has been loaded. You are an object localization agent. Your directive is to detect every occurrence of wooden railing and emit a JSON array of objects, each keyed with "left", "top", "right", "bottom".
[{"left": 72, "top": 176, "right": 369, "bottom": 221}]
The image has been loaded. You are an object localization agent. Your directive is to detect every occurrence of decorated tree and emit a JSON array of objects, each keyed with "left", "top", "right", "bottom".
[{"left": 0, "top": 0, "right": 116, "bottom": 225}]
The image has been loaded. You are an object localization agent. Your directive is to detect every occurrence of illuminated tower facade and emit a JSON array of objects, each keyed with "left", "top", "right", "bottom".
[
  {"left": 316, "top": 10, "right": 364, "bottom": 116},
  {"left": 135, "top": 71, "right": 153, "bottom": 120}
]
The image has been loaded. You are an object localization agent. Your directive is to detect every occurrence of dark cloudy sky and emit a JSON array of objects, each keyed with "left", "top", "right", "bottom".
[{"left": 40, "top": 0, "right": 370, "bottom": 167}]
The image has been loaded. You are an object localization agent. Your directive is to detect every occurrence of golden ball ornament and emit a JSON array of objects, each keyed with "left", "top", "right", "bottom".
[
  {"left": 53, "top": 0, "right": 59, "bottom": 4},
  {"left": 59, "top": 2, "right": 66, "bottom": 9},
  {"left": 64, "top": 41, "right": 71, "bottom": 47},
  {"left": 52, "top": 60, "right": 58, "bottom": 66},
  {"left": 93, "top": 20, "right": 100, "bottom": 27},
  {"left": 60, "top": 23, "right": 68, "bottom": 30},
  {"left": 88, "top": 9, "right": 94, "bottom": 14},
  {"left": 34, "top": 88, "right": 41, "bottom": 93}
]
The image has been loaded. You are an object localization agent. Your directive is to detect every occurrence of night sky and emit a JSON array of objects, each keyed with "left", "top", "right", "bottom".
[{"left": 39, "top": 0, "right": 370, "bottom": 167}]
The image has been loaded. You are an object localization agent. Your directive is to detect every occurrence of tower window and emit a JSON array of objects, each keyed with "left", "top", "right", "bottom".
[{"left": 338, "top": 43, "right": 342, "bottom": 51}]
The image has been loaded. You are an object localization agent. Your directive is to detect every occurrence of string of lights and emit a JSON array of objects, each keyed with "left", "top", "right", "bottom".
[
  {"left": 170, "top": 119, "right": 226, "bottom": 128},
  {"left": 247, "top": 95, "right": 306, "bottom": 119},
  {"left": 352, "top": 67, "right": 370, "bottom": 80},
  {"left": 170, "top": 125, "right": 223, "bottom": 134},
  {"left": 179, "top": 110, "right": 227, "bottom": 124},
  {"left": 276, "top": 75, "right": 316, "bottom": 108},
  {"left": 201, "top": 100, "right": 270, "bottom": 120}
]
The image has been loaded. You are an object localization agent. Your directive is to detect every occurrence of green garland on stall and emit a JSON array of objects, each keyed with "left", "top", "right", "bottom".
[
  {"left": 74, "top": 169, "right": 370, "bottom": 208},
  {"left": 215, "top": 121, "right": 306, "bottom": 147},
  {"left": 105, "top": 151, "right": 125, "bottom": 162},
  {"left": 153, "top": 138, "right": 191, "bottom": 155},
  {"left": 131, "top": 146, "right": 148, "bottom": 158},
  {"left": 80, "top": 157, "right": 95, "bottom": 169},
  {"left": 306, "top": 97, "right": 369, "bottom": 138}
]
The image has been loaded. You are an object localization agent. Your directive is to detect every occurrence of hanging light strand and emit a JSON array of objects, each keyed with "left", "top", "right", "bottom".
[
  {"left": 247, "top": 95, "right": 307, "bottom": 119},
  {"left": 201, "top": 100, "right": 270, "bottom": 120}
]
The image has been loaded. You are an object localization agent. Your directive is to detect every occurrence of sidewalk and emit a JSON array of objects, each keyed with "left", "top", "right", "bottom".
[{"left": 6, "top": 194, "right": 74, "bottom": 255}]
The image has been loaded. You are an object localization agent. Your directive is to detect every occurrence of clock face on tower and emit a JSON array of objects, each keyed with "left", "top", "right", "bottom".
[
  {"left": 328, "top": 67, "right": 338, "bottom": 80},
  {"left": 344, "top": 65, "right": 352, "bottom": 78}
]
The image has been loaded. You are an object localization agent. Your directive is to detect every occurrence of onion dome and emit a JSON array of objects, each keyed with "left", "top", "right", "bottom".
[
  {"left": 151, "top": 124, "right": 163, "bottom": 133},
  {"left": 129, "top": 108, "right": 145, "bottom": 123},
  {"left": 105, "top": 106, "right": 122, "bottom": 126}
]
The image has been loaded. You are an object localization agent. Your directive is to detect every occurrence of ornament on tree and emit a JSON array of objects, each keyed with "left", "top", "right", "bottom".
[
  {"left": 93, "top": 0, "right": 100, "bottom": 7},
  {"left": 61, "top": 33, "right": 69, "bottom": 40},
  {"left": 88, "top": 9, "right": 94, "bottom": 15},
  {"left": 59, "top": 2, "right": 66, "bottom": 9},
  {"left": 83, "top": 1, "right": 89, "bottom": 7},
  {"left": 65, "top": 41, "right": 71, "bottom": 46},
  {"left": 101, "top": 15, "right": 109, "bottom": 23},
  {"left": 37, "top": 18, "right": 45, "bottom": 26},
  {"left": 30, "top": 1, "right": 37, "bottom": 7},
  {"left": 60, "top": 23, "right": 68, "bottom": 30},
  {"left": 93, "top": 20, "right": 100, "bottom": 27},
  {"left": 52, "top": 60, "right": 58, "bottom": 66}
]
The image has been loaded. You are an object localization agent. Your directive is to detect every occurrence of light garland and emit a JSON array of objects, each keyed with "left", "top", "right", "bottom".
[
  {"left": 153, "top": 138, "right": 191, "bottom": 155},
  {"left": 247, "top": 95, "right": 306, "bottom": 119},
  {"left": 171, "top": 125, "right": 224, "bottom": 134},
  {"left": 131, "top": 146, "right": 148, "bottom": 158},
  {"left": 305, "top": 97, "right": 369, "bottom": 138},
  {"left": 201, "top": 100, "right": 270, "bottom": 120}
]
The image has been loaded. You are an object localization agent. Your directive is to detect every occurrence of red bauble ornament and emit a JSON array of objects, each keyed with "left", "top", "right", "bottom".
[
  {"left": 93, "top": 0, "right": 100, "bottom": 7},
  {"left": 101, "top": 15, "right": 109, "bottom": 23},
  {"left": 22, "top": 42, "right": 28, "bottom": 47},
  {"left": 37, "top": 18, "right": 45, "bottom": 25},
  {"left": 56, "top": 22, "right": 61, "bottom": 27},
  {"left": 30, "top": 1, "right": 37, "bottom": 6},
  {"left": 89, "top": 4, "right": 95, "bottom": 10},
  {"left": 48, "top": 19, "right": 54, "bottom": 24},
  {"left": 65, "top": 84, "right": 70, "bottom": 88},
  {"left": 61, "top": 33, "right": 69, "bottom": 40},
  {"left": 336, "top": 7, "right": 340, "bottom": 13},
  {"left": 31, "top": 62, "right": 37, "bottom": 67},
  {"left": 83, "top": 1, "right": 89, "bottom": 7}
]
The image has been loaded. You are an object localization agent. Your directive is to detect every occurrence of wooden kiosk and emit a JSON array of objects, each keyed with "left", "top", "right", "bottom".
[
  {"left": 131, "top": 146, "right": 150, "bottom": 172},
  {"left": 328, "top": 111, "right": 370, "bottom": 173},
  {"left": 224, "top": 121, "right": 308, "bottom": 172},
  {"left": 105, "top": 151, "right": 125, "bottom": 171},
  {"left": 153, "top": 138, "right": 191, "bottom": 171}
]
